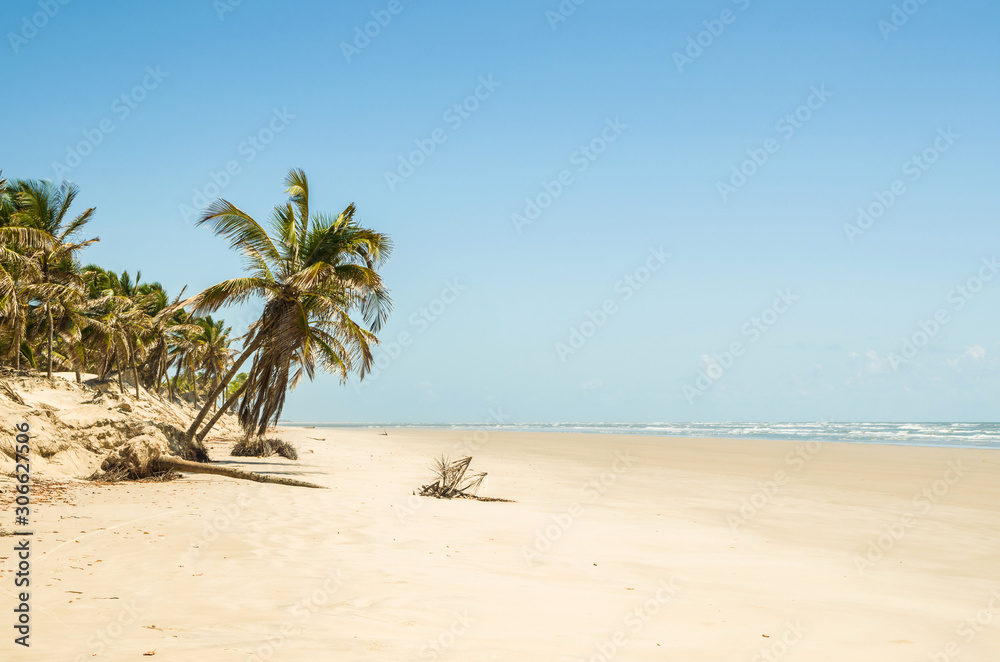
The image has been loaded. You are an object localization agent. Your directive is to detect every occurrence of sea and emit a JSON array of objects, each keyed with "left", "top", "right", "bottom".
[{"left": 282, "top": 422, "right": 1000, "bottom": 450}]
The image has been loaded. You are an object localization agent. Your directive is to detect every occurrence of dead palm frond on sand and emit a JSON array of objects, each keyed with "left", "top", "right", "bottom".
[
  {"left": 231, "top": 436, "right": 299, "bottom": 460},
  {"left": 417, "top": 456, "right": 514, "bottom": 502}
]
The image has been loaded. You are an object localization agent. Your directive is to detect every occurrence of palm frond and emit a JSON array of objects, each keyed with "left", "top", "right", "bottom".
[
  {"left": 284, "top": 167, "right": 310, "bottom": 250},
  {"left": 198, "top": 199, "right": 281, "bottom": 264},
  {"left": 187, "top": 277, "right": 274, "bottom": 315}
]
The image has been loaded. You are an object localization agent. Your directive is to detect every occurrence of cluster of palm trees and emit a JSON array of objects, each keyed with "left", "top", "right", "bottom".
[
  {"left": 1, "top": 168, "right": 392, "bottom": 446},
  {"left": 0, "top": 172, "right": 234, "bottom": 405}
]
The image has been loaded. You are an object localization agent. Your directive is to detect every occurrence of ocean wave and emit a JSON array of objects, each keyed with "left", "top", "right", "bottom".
[{"left": 289, "top": 421, "right": 1000, "bottom": 449}]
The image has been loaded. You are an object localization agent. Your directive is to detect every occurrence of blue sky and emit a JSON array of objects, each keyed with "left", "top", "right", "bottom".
[{"left": 3, "top": 0, "right": 998, "bottom": 423}]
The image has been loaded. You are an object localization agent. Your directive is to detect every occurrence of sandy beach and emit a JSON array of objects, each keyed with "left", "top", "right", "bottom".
[
  {"left": 4, "top": 2, "right": 1000, "bottom": 659},
  {"left": 2, "top": 425, "right": 998, "bottom": 660}
]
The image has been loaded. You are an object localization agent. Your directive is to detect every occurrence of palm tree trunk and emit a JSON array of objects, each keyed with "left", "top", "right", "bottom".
[
  {"left": 14, "top": 312, "right": 22, "bottom": 371},
  {"left": 195, "top": 377, "right": 250, "bottom": 443},
  {"left": 158, "top": 358, "right": 167, "bottom": 396},
  {"left": 172, "top": 362, "right": 182, "bottom": 403},
  {"left": 46, "top": 303, "right": 53, "bottom": 379},
  {"left": 212, "top": 375, "right": 219, "bottom": 414},
  {"left": 152, "top": 456, "right": 325, "bottom": 489},
  {"left": 114, "top": 351, "right": 125, "bottom": 394},
  {"left": 73, "top": 342, "right": 83, "bottom": 382},
  {"left": 191, "top": 360, "right": 198, "bottom": 407},
  {"left": 186, "top": 333, "right": 263, "bottom": 442},
  {"left": 131, "top": 355, "right": 141, "bottom": 399}
]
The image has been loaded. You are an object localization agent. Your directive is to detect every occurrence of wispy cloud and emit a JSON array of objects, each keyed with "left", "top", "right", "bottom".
[
  {"left": 846, "top": 349, "right": 901, "bottom": 387},
  {"left": 945, "top": 344, "right": 988, "bottom": 371}
]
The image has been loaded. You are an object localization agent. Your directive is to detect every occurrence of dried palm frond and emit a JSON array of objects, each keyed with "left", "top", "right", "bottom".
[
  {"left": 416, "top": 456, "right": 511, "bottom": 501},
  {"left": 231, "top": 437, "right": 299, "bottom": 460}
]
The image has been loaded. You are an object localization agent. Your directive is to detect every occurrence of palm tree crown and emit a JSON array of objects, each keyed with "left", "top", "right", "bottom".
[{"left": 187, "top": 168, "right": 392, "bottom": 440}]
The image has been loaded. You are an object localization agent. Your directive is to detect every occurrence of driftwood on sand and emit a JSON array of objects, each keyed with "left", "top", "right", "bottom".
[
  {"left": 153, "top": 456, "right": 325, "bottom": 489},
  {"left": 98, "top": 429, "right": 326, "bottom": 489}
]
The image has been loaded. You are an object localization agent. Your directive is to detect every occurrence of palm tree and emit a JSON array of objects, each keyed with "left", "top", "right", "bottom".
[
  {"left": 79, "top": 266, "right": 184, "bottom": 393},
  {"left": 138, "top": 293, "right": 192, "bottom": 396},
  {"left": 1, "top": 177, "right": 53, "bottom": 371},
  {"left": 0, "top": 249, "right": 39, "bottom": 370},
  {"left": 13, "top": 180, "right": 98, "bottom": 378},
  {"left": 195, "top": 316, "right": 234, "bottom": 411},
  {"left": 46, "top": 280, "right": 95, "bottom": 382},
  {"left": 183, "top": 325, "right": 205, "bottom": 406},
  {"left": 86, "top": 292, "right": 151, "bottom": 396},
  {"left": 160, "top": 309, "right": 202, "bottom": 403},
  {"left": 164, "top": 309, "right": 208, "bottom": 405},
  {"left": 185, "top": 168, "right": 392, "bottom": 443},
  {"left": 80, "top": 264, "right": 117, "bottom": 297}
]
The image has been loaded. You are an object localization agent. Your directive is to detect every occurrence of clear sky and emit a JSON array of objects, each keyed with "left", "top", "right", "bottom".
[{"left": 3, "top": 0, "right": 998, "bottom": 423}]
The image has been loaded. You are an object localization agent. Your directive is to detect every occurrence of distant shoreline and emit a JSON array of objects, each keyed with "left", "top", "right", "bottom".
[{"left": 278, "top": 421, "right": 1000, "bottom": 451}]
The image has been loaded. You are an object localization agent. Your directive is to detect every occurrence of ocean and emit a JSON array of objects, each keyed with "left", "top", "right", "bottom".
[{"left": 282, "top": 421, "right": 1000, "bottom": 450}]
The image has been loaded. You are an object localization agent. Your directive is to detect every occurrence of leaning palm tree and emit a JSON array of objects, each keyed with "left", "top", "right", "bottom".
[
  {"left": 12, "top": 179, "right": 98, "bottom": 378},
  {"left": 185, "top": 168, "right": 392, "bottom": 443}
]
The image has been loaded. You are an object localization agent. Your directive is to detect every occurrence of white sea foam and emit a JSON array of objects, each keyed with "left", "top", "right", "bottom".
[{"left": 291, "top": 421, "right": 1000, "bottom": 450}]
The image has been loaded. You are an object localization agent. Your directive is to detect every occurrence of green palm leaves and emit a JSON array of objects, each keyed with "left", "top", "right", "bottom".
[
  {"left": 3, "top": 179, "right": 97, "bottom": 377},
  {"left": 186, "top": 168, "right": 392, "bottom": 441},
  {"left": 0, "top": 176, "right": 238, "bottom": 403}
]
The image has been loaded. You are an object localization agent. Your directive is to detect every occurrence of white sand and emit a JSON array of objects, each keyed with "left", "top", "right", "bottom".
[{"left": 2, "top": 425, "right": 999, "bottom": 660}]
